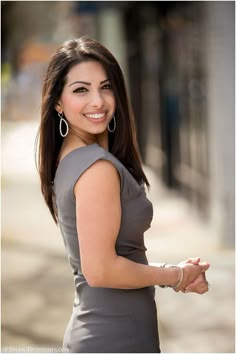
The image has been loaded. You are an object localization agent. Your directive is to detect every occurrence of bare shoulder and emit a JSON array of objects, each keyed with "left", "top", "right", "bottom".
[{"left": 74, "top": 159, "right": 120, "bottom": 197}]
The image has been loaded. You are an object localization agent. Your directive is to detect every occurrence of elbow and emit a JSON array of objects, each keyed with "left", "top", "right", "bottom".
[
  {"left": 82, "top": 265, "right": 107, "bottom": 288},
  {"left": 86, "top": 277, "right": 103, "bottom": 288}
]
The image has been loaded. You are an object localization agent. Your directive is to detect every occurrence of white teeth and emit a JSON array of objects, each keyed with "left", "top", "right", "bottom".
[{"left": 85, "top": 113, "right": 105, "bottom": 119}]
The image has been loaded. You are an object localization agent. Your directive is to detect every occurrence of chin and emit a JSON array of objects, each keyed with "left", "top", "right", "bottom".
[{"left": 89, "top": 126, "right": 107, "bottom": 135}]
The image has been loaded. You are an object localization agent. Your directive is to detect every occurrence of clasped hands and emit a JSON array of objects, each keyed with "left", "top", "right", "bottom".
[{"left": 174, "top": 257, "right": 210, "bottom": 294}]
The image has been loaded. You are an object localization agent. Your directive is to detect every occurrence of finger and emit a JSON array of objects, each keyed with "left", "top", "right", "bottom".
[
  {"left": 185, "top": 257, "right": 200, "bottom": 265},
  {"left": 190, "top": 280, "right": 210, "bottom": 294},
  {"left": 186, "top": 277, "right": 203, "bottom": 291},
  {"left": 184, "top": 271, "right": 205, "bottom": 290},
  {"left": 196, "top": 284, "right": 209, "bottom": 294},
  {"left": 186, "top": 276, "right": 207, "bottom": 292},
  {"left": 186, "top": 281, "right": 205, "bottom": 292},
  {"left": 200, "top": 262, "right": 210, "bottom": 272}
]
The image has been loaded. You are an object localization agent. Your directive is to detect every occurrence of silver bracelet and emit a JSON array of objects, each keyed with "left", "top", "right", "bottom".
[
  {"left": 159, "top": 264, "right": 184, "bottom": 289},
  {"left": 171, "top": 266, "right": 184, "bottom": 289}
]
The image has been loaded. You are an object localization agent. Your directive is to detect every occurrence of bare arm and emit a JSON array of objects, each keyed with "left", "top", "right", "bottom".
[{"left": 74, "top": 160, "right": 208, "bottom": 290}]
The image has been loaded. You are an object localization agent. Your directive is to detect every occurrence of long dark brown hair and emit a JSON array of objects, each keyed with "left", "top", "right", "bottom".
[{"left": 36, "top": 36, "right": 150, "bottom": 224}]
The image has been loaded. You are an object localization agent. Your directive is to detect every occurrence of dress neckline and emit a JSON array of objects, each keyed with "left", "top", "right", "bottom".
[
  {"left": 55, "top": 143, "right": 144, "bottom": 191},
  {"left": 57, "top": 143, "right": 100, "bottom": 168}
]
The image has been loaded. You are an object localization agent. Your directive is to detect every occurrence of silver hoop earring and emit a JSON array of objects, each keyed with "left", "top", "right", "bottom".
[
  {"left": 108, "top": 116, "right": 116, "bottom": 133},
  {"left": 58, "top": 112, "right": 69, "bottom": 137}
]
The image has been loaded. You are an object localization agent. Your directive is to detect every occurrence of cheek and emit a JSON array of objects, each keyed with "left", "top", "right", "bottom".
[
  {"left": 62, "top": 95, "right": 84, "bottom": 113},
  {"left": 108, "top": 95, "right": 116, "bottom": 110}
]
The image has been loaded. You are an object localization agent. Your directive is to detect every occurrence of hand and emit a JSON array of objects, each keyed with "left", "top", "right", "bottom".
[
  {"left": 182, "top": 257, "right": 210, "bottom": 294},
  {"left": 174, "top": 257, "right": 210, "bottom": 293}
]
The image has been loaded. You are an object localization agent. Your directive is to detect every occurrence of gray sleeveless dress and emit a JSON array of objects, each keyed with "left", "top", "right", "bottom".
[{"left": 54, "top": 143, "right": 160, "bottom": 353}]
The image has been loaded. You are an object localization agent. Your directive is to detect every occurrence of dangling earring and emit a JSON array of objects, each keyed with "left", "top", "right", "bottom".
[
  {"left": 108, "top": 116, "right": 116, "bottom": 133},
  {"left": 58, "top": 112, "right": 69, "bottom": 137}
]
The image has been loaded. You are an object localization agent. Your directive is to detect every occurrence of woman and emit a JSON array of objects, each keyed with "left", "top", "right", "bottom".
[{"left": 36, "top": 37, "right": 210, "bottom": 353}]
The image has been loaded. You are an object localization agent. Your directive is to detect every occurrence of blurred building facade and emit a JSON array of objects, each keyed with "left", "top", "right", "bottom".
[{"left": 1, "top": 1, "right": 234, "bottom": 248}]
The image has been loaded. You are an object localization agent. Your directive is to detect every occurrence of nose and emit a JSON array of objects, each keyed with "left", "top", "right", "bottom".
[{"left": 90, "top": 90, "right": 104, "bottom": 108}]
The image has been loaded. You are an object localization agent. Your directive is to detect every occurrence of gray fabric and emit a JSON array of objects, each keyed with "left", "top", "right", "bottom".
[{"left": 54, "top": 143, "right": 160, "bottom": 353}]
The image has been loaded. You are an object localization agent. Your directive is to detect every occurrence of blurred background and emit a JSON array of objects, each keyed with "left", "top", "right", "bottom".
[{"left": 1, "top": 1, "right": 235, "bottom": 353}]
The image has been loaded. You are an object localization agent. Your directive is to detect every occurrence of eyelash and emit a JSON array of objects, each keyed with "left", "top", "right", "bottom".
[
  {"left": 102, "top": 84, "right": 112, "bottom": 90},
  {"left": 73, "top": 84, "right": 112, "bottom": 93}
]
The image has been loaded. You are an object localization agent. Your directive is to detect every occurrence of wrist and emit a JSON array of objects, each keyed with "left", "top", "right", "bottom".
[
  {"left": 170, "top": 266, "right": 184, "bottom": 289},
  {"left": 159, "top": 264, "right": 184, "bottom": 289}
]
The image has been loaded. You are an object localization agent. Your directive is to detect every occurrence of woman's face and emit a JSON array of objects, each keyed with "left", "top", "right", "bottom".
[{"left": 56, "top": 60, "right": 116, "bottom": 138}]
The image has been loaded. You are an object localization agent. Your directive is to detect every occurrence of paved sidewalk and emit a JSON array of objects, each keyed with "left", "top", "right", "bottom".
[{"left": 2, "top": 121, "right": 235, "bottom": 353}]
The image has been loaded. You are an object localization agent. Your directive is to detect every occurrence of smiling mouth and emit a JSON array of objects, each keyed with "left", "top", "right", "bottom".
[{"left": 84, "top": 113, "right": 106, "bottom": 120}]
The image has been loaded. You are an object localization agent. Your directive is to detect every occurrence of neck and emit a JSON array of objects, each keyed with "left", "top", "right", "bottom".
[
  {"left": 67, "top": 128, "right": 109, "bottom": 151},
  {"left": 96, "top": 133, "right": 109, "bottom": 150}
]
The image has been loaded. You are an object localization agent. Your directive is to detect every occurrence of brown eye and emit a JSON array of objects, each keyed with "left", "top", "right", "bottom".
[
  {"left": 102, "top": 84, "right": 112, "bottom": 90},
  {"left": 73, "top": 87, "right": 88, "bottom": 93}
]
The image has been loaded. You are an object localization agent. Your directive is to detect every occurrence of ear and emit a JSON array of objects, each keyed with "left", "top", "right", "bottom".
[{"left": 55, "top": 101, "right": 62, "bottom": 114}]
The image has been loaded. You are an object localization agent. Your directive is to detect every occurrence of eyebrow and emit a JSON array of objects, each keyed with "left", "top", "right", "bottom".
[{"left": 69, "top": 79, "right": 110, "bottom": 87}]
